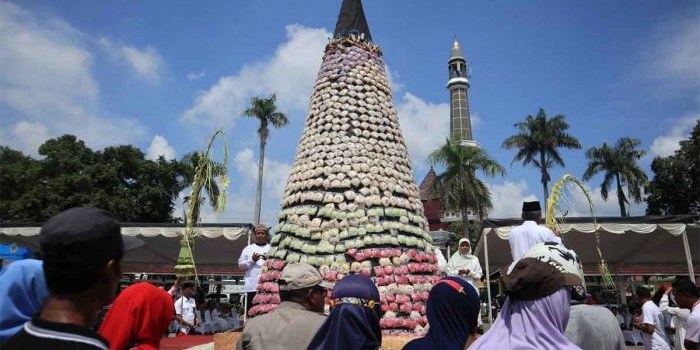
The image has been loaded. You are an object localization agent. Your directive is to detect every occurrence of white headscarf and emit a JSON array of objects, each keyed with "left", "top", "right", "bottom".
[{"left": 457, "top": 238, "right": 473, "bottom": 256}]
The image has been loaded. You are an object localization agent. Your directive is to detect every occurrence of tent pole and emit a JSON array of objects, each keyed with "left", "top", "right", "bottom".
[
  {"left": 243, "top": 228, "right": 252, "bottom": 323},
  {"left": 484, "top": 228, "right": 493, "bottom": 325},
  {"left": 681, "top": 229, "right": 696, "bottom": 283}
]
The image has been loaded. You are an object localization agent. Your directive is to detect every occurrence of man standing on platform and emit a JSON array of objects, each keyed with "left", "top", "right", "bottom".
[
  {"left": 236, "top": 263, "right": 329, "bottom": 350},
  {"left": 174, "top": 282, "right": 201, "bottom": 335},
  {"left": 238, "top": 225, "right": 271, "bottom": 314},
  {"left": 508, "top": 200, "right": 562, "bottom": 261}
]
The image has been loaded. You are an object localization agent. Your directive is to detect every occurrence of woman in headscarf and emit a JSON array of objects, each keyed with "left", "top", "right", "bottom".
[
  {"left": 98, "top": 282, "right": 174, "bottom": 350},
  {"left": 307, "top": 274, "right": 382, "bottom": 350},
  {"left": 0, "top": 259, "right": 48, "bottom": 342},
  {"left": 402, "top": 276, "right": 480, "bottom": 350},
  {"left": 469, "top": 242, "right": 585, "bottom": 350},
  {"left": 446, "top": 238, "right": 482, "bottom": 289}
]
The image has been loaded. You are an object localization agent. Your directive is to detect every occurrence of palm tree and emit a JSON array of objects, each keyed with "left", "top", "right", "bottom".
[
  {"left": 502, "top": 108, "right": 581, "bottom": 211},
  {"left": 175, "top": 129, "right": 229, "bottom": 278},
  {"left": 427, "top": 139, "right": 505, "bottom": 239},
  {"left": 583, "top": 137, "right": 648, "bottom": 217},
  {"left": 243, "top": 94, "right": 289, "bottom": 225}
]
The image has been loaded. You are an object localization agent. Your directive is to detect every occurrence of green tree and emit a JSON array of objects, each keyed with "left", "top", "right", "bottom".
[
  {"left": 447, "top": 221, "right": 481, "bottom": 254},
  {"left": 243, "top": 94, "right": 289, "bottom": 224},
  {"left": 0, "top": 147, "right": 44, "bottom": 221},
  {"left": 502, "top": 108, "right": 581, "bottom": 211},
  {"left": 35, "top": 135, "right": 98, "bottom": 218},
  {"left": 427, "top": 139, "right": 505, "bottom": 239},
  {"left": 0, "top": 135, "right": 191, "bottom": 223},
  {"left": 179, "top": 151, "right": 227, "bottom": 221},
  {"left": 646, "top": 120, "right": 700, "bottom": 215},
  {"left": 583, "top": 137, "right": 649, "bottom": 217}
]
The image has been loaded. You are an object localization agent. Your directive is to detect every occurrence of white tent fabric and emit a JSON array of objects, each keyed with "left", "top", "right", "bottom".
[
  {"left": 1, "top": 226, "right": 249, "bottom": 240},
  {"left": 486, "top": 223, "right": 688, "bottom": 239},
  {"left": 475, "top": 217, "right": 698, "bottom": 325},
  {"left": 0, "top": 224, "right": 253, "bottom": 275}
]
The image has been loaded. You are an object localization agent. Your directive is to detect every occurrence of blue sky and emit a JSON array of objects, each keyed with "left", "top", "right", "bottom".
[{"left": 1, "top": 0, "right": 698, "bottom": 224}]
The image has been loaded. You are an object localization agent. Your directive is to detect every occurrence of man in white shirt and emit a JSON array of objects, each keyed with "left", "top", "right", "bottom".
[
  {"left": 672, "top": 279, "right": 700, "bottom": 350},
  {"left": 174, "top": 282, "right": 201, "bottom": 335},
  {"left": 633, "top": 287, "right": 671, "bottom": 350},
  {"left": 238, "top": 225, "right": 271, "bottom": 315},
  {"left": 508, "top": 200, "right": 562, "bottom": 261}
]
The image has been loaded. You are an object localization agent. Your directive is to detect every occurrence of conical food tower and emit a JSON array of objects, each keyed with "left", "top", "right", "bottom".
[{"left": 251, "top": 0, "right": 440, "bottom": 333}]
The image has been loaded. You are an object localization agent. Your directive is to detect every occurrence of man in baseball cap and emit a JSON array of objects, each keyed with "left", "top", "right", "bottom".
[
  {"left": 4, "top": 207, "right": 143, "bottom": 350},
  {"left": 237, "top": 263, "right": 331, "bottom": 350}
]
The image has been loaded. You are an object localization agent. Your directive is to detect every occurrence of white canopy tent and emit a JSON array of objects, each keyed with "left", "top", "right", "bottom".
[
  {"left": 474, "top": 216, "right": 699, "bottom": 324},
  {"left": 0, "top": 223, "right": 254, "bottom": 275}
]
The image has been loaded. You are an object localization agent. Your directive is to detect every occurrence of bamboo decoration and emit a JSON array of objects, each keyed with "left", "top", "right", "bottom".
[
  {"left": 546, "top": 174, "right": 614, "bottom": 290},
  {"left": 175, "top": 129, "right": 230, "bottom": 280}
]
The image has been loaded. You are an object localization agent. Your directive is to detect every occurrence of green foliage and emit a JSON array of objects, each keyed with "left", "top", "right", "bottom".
[
  {"left": 646, "top": 120, "right": 700, "bottom": 215},
  {"left": 582, "top": 137, "right": 648, "bottom": 217},
  {"left": 243, "top": 93, "right": 289, "bottom": 147},
  {"left": 0, "top": 135, "right": 190, "bottom": 223},
  {"left": 427, "top": 138, "right": 505, "bottom": 238},
  {"left": 502, "top": 108, "right": 581, "bottom": 210},
  {"left": 447, "top": 221, "right": 481, "bottom": 253}
]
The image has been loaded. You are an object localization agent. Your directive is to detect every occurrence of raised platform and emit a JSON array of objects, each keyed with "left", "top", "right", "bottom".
[
  {"left": 160, "top": 335, "right": 214, "bottom": 350},
  {"left": 211, "top": 332, "right": 413, "bottom": 350}
]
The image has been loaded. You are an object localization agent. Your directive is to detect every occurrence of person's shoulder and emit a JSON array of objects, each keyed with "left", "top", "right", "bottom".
[
  {"left": 689, "top": 309, "right": 700, "bottom": 320},
  {"left": 3, "top": 331, "right": 107, "bottom": 350}
]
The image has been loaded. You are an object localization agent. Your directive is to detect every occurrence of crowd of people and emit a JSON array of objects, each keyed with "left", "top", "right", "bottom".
[{"left": 0, "top": 204, "right": 698, "bottom": 350}]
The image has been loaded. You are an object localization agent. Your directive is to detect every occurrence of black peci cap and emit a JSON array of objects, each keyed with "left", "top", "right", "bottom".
[
  {"left": 40, "top": 207, "right": 143, "bottom": 271},
  {"left": 522, "top": 201, "right": 542, "bottom": 212}
]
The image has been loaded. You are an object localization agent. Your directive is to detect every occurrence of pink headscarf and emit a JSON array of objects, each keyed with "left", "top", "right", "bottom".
[{"left": 469, "top": 288, "right": 581, "bottom": 350}]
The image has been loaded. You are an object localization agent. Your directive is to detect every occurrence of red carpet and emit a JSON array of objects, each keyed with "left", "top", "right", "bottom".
[{"left": 159, "top": 335, "right": 213, "bottom": 350}]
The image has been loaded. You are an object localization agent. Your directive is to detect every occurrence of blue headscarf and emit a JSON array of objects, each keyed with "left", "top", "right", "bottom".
[
  {"left": 307, "top": 274, "right": 382, "bottom": 350},
  {"left": 0, "top": 259, "right": 48, "bottom": 341},
  {"left": 402, "top": 276, "right": 480, "bottom": 350}
]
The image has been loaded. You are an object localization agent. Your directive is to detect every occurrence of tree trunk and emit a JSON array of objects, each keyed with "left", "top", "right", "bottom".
[
  {"left": 540, "top": 151, "right": 549, "bottom": 212},
  {"left": 461, "top": 198, "right": 470, "bottom": 240},
  {"left": 254, "top": 138, "right": 266, "bottom": 225},
  {"left": 615, "top": 174, "right": 626, "bottom": 217}
]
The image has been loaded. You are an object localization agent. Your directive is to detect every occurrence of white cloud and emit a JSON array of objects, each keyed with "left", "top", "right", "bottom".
[
  {"left": 395, "top": 92, "right": 450, "bottom": 170},
  {"left": 649, "top": 115, "right": 699, "bottom": 157},
  {"left": 644, "top": 18, "right": 700, "bottom": 96},
  {"left": 234, "top": 148, "right": 291, "bottom": 198},
  {"left": 0, "top": 1, "right": 148, "bottom": 155},
  {"left": 182, "top": 24, "right": 331, "bottom": 127},
  {"left": 487, "top": 180, "right": 538, "bottom": 218},
  {"left": 99, "top": 37, "right": 164, "bottom": 81},
  {"left": 484, "top": 178, "right": 646, "bottom": 220},
  {"left": 10, "top": 121, "right": 50, "bottom": 154},
  {"left": 187, "top": 71, "right": 205, "bottom": 81},
  {"left": 146, "top": 135, "right": 176, "bottom": 160},
  {"left": 183, "top": 149, "right": 291, "bottom": 225},
  {"left": 386, "top": 65, "right": 404, "bottom": 94},
  {"left": 550, "top": 182, "right": 646, "bottom": 218},
  {"left": 395, "top": 92, "right": 483, "bottom": 173}
]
